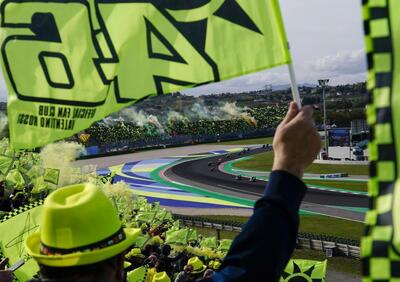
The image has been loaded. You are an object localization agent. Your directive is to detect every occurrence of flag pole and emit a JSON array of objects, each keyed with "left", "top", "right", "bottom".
[
  {"left": 286, "top": 40, "right": 302, "bottom": 107},
  {"left": 287, "top": 60, "right": 302, "bottom": 108}
]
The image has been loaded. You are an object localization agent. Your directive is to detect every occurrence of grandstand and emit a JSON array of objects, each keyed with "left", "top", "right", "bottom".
[{"left": 76, "top": 105, "right": 286, "bottom": 157}]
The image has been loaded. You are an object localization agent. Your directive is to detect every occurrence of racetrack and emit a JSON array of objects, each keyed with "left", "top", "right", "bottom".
[
  {"left": 76, "top": 144, "right": 368, "bottom": 221},
  {"left": 165, "top": 147, "right": 368, "bottom": 221}
]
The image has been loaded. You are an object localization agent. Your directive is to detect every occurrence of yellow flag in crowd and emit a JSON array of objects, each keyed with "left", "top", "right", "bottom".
[{"left": 0, "top": 202, "right": 42, "bottom": 281}]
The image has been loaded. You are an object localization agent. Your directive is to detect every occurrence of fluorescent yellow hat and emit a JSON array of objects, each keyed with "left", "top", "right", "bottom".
[
  {"left": 212, "top": 260, "right": 222, "bottom": 270},
  {"left": 127, "top": 247, "right": 145, "bottom": 259},
  {"left": 152, "top": 271, "right": 171, "bottom": 282},
  {"left": 187, "top": 257, "right": 207, "bottom": 274},
  {"left": 25, "top": 183, "right": 140, "bottom": 267}
]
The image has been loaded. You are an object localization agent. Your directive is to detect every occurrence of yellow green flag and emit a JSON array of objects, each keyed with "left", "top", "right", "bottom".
[
  {"left": 280, "top": 259, "right": 327, "bottom": 282},
  {"left": 43, "top": 168, "right": 60, "bottom": 185},
  {"left": 200, "top": 236, "right": 218, "bottom": 249},
  {"left": 127, "top": 266, "right": 149, "bottom": 282},
  {"left": 135, "top": 211, "right": 157, "bottom": 224},
  {"left": 5, "top": 169, "right": 25, "bottom": 190},
  {"left": 165, "top": 228, "right": 190, "bottom": 245},
  {"left": 0, "top": 0, "right": 290, "bottom": 149},
  {"left": 0, "top": 202, "right": 43, "bottom": 281},
  {"left": 0, "top": 154, "right": 13, "bottom": 175},
  {"left": 362, "top": 0, "right": 400, "bottom": 280}
]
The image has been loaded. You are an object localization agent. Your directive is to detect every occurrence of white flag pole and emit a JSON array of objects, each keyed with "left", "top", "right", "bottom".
[{"left": 287, "top": 57, "right": 302, "bottom": 108}]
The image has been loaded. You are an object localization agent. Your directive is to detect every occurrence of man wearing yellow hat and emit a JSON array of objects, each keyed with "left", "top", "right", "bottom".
[
  {"left": 152, "top": 271, "right": 171, "bottom": 282},
  {"left": 25, "top": 183, "right": 140, "bottom": 281},
  {"left": 186, "top": 257, "right": 206, "bottom": 276},
  {"left": 173, "top": 257, "right": 206, "bottom": 282}
]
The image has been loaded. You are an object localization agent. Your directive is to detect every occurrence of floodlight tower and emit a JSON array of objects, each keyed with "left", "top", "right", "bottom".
[{"left": 318, "top": 79, "right": 330, "bottom": 157}]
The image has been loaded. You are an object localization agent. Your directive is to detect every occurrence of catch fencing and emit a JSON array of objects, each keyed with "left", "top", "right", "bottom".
[{"left": 173, "top": 214, "right": 360, "bottom": 259}]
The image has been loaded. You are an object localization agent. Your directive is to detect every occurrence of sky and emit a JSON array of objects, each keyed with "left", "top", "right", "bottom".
[
  {"left": 0, "top": 0, "right": 367, "bottom": 100},
  {"left": 184, "top": 0, "right": 367, "bottom": 95}
]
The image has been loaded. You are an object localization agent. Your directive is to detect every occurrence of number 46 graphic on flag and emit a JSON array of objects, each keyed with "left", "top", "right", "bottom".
[
  {"left": 1, "top": 0, "right": 219, "bottom": 106},
  {"left": 0, "top": 0, "right": 291, "bottom": 149}
]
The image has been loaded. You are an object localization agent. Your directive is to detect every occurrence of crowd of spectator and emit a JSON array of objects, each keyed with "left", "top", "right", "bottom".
[
  {"left": 86, "top": 123, "right": 161, "bottom": 144},
  {"left": 0, "top": 140, "right": 53, "bottom": 215},
  {"left": 0, "top": 136, "right": 232, "bottom": 281},
  {"left": 82, "top": 106, "right": 287, "bottom": 146},
  {"left": 1, "top": 173, "right": 235, "bottom": 281},
  {"left": 97, "top": 183, "right": 234, "bottom": 282},
  {"left": 120, "top": 200, "right": 230, "bottom": 282}
]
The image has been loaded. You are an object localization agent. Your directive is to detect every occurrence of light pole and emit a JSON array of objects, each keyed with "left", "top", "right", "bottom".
[{"left": 318, "top": 79, "right": 329, "bottom": 158}]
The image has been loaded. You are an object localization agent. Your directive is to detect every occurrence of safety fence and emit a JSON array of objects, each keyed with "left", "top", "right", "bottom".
[{"left": 173, "top": 214, "right": 361, "bottom": 259}]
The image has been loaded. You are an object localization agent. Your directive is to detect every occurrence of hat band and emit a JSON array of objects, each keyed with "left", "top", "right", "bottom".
[
  {"left": 193, "top": 265, "right": 204, "bottom": 272},
  {"left": 40, "top": 227, "right": 126, "bottom": 256}
]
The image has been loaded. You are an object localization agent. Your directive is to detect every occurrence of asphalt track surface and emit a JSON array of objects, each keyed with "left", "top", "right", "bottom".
[{"left": 167, "top": 147, "right": 369, "bottom": 208}]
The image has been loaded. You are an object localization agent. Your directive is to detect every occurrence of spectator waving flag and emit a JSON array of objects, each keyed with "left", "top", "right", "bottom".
[
  {"left": 362, "top": 0, "right": 400, "bottom": 280},
  {"left": 0, "top": 0, "right": 291, "bottom": 149}
]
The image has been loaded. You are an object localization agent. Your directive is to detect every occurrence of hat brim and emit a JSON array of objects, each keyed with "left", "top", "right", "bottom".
[
  {"left": 191, "top": 265, "right": 207, "bottom": 274},
  {"left": 131, "top": 253, "right": 145, "bottom": 259},
  {"left": 25, "top": 228, "right": 140, "bottom": 267}
]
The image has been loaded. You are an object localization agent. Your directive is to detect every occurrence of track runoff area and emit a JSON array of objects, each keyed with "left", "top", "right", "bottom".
[{"left": 88, "top": 141, "right": 368, "bottom": 223}]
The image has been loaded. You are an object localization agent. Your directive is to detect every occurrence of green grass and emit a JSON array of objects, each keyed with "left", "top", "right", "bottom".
[
  {"left": 305, "top": 163, "right": 369, "bottom": 176},
  {"left": 233, "top": 151, "right": 275, "bottom": 171},
  {"left": 304, "top": 179, "right": 368, "bottom": 192},
  {"left": 194, "top": 214, "right": 363, "bottom": 241},
  {"left": 233, "top": 151, "right": 369, "bottom": 176},
  {"left": 195, "top": 215, "right": 249, "bottom": 224},
  {"left": 299, "top": 215, "right": 363, "bottom": 240},
  {"left": 212, "top": 136, "right": 274, "bottom": 145}
]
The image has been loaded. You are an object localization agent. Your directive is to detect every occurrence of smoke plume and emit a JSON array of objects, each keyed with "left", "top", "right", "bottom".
[{"left": 40, "top": 142, "right": 92, "bottom": 186}]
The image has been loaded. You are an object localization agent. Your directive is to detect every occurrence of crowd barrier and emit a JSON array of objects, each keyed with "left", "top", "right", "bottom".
[{"left": 173, "top": 214, "right": 361, "bottom": 259}]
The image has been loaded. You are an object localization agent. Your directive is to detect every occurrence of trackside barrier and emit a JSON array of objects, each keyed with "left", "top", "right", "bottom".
[
  {"left": 319, "top": 173, "right": 349, "bottom": 179},
  {"left": 173, "top": 214, "right": 360, "bottom": 259}
]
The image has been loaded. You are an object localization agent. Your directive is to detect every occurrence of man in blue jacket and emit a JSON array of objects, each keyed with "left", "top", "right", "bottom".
[{"left": 210, "top": 102, "right": 321, "bottom": 281}]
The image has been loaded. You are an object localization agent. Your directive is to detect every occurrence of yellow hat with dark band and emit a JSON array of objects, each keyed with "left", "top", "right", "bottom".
[{"left": 25, "top": 183, "right": 140, "bottom": 267}]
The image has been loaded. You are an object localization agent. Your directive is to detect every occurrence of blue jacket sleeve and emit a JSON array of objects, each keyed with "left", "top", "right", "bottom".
[{"left": 208, "top": 170, "right": 307, "bottom": 282}]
